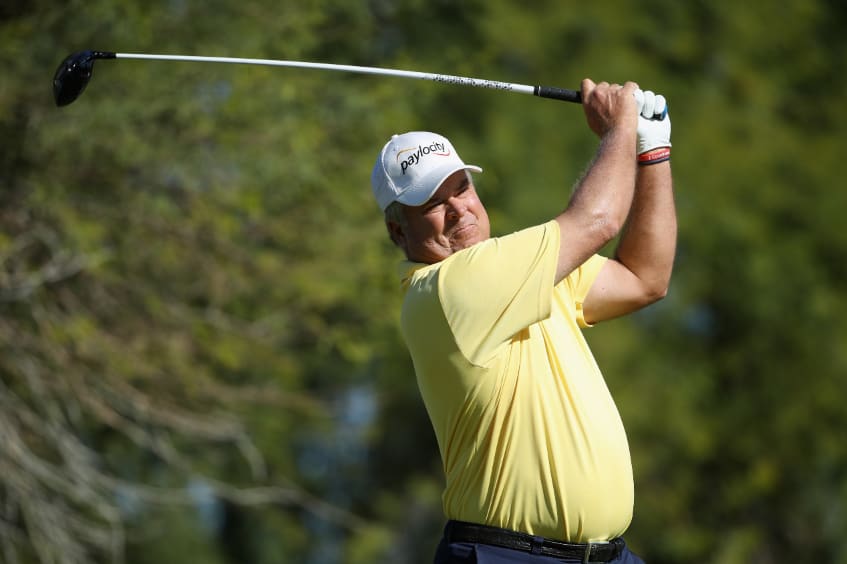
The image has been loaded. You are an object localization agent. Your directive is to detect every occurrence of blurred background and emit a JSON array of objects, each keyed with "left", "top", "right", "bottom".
[{"left": 2, "top": 1, "right": 846, "bottom": 562}]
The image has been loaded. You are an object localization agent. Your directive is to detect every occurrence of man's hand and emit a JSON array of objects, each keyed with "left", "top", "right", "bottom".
[
  {"left": 581, "top": 79, "right": 640, "bottom": 138},
  {"left": 634, "top": 90, "right": 671, "bottom": 157}
]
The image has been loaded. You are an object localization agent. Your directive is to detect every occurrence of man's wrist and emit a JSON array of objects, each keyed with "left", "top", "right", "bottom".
[{"left": 637, "top": 146, "right": 671, "bottom": 165}]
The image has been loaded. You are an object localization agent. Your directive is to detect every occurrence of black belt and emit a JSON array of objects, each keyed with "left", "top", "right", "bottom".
[{"left": 445, "top": 520, "right": 624, "bottom": 563}]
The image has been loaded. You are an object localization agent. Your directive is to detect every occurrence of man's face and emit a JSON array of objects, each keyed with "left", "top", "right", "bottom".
[{"left": 389, "top": 170, "right": 491, "bottom": 264}]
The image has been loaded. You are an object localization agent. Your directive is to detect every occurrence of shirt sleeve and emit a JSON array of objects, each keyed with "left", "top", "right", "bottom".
[
  {"left": 437, "top": 221, "right": 560, "bottom": 366},
  {"left": 557, "top": 254, "right": 608, "bottom": 328}
]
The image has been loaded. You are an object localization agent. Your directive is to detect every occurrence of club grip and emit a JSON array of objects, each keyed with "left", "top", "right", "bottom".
[{"left": 534, "top": 85, "right": 582, "bottom": 104}]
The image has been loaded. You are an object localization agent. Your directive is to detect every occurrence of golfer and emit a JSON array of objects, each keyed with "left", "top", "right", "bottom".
[{"left": 371, "top": 79, "right": 675, "bottom": 563}]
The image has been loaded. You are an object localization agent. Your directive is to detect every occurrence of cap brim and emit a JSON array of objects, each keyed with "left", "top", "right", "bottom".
[{"left": 395, "top": 164, "right": 483, "bottom": 207}]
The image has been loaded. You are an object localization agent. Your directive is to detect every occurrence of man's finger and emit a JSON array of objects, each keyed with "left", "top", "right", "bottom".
[
  {"left": 641, "top": 90, "right": 656, "bottom": 119},
  {"left": 633, "top": 89, "right": 645, "bottom": 114},
  {"left": 654, "top": 95, "right": 667, "bottom": 119},
  {"left": 581, "top": 78, "right": 597, "bottom": 100}
]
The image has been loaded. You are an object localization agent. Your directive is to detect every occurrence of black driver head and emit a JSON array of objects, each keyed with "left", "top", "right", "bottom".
[{"left": 53, "top": 50, "right": 116, "bottom": 107}]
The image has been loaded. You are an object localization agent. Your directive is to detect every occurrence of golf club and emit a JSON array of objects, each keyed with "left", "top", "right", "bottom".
[{"left": 53, "top": 50, "right": 582, "bottom": 107}]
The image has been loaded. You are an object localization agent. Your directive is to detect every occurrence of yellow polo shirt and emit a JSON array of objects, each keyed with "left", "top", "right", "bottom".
[{"left": 399, "top": 220, "right": 633, "bottom": 543}]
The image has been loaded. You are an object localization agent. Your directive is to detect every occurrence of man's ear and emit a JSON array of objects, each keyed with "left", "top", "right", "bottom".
[{"left": 386, "top": 220, "right": 407, "bottom": 251}]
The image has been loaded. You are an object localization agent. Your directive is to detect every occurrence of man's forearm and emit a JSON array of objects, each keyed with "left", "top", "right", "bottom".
[
  {"left": 614, "top": 161, "right": 676, "bottom": 297},
  {"left": 552, "top": 79, "right": 641, "bottom": 284},
  {"left": 553, "top": 127, "right": 638, "bottom": 283}
]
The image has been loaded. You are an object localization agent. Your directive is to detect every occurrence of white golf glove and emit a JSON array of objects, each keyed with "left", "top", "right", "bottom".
[{"left": 634, "top": 89, "right": 671, "bottom": 165}]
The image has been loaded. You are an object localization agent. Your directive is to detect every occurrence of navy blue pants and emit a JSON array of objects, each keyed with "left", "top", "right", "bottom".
[{"left": 434, "top": 531, "right": 646, "bottom": 564}]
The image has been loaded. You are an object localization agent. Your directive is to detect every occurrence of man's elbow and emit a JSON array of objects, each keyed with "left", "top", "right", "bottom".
[
  {"left": 590, "top": 211, "right": 625, "bottom": 247},
  {"left": 642, "top": 280, "right": 670, "bottom": 305}
]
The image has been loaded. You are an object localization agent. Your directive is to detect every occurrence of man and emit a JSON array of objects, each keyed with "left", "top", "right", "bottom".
[{"left": 370, "top": 79, "right": 675, "bottom": 563}]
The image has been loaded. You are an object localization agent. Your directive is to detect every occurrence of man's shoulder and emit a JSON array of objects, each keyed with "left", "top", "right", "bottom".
[{"left": 398, "top": 260, "right": 440, "bottom": 290}]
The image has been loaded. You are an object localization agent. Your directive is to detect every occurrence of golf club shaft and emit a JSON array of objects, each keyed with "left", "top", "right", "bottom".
[{"left": 113, "top": 53, "right": 581, "bottom": 103}]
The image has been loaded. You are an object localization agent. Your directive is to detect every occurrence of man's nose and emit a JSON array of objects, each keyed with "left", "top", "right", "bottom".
[{"left": 445, "top": 197, "right": 467, "bottom": 219}]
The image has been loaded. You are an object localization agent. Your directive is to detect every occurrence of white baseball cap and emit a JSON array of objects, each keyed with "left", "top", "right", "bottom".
[{"left": 371, "top": 131, "right": 482, "bottom": 211}]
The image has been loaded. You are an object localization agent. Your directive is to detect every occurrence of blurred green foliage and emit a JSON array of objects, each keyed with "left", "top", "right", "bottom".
[{"left": 2, "top": 1, "right": 846, "bottom": 563}]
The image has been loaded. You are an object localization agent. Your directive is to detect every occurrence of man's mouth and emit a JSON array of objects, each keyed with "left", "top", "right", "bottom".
[
  {"left": 450, "top": 222, "right": 479, "bottom": 242},
  {"left": 451, "top": 223, "right": 475, "bottom": 235}
]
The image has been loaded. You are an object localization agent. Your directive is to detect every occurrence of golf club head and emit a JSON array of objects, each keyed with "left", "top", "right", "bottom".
[{"left": 53, "top": 50, "right": 115, "bottom": 107}]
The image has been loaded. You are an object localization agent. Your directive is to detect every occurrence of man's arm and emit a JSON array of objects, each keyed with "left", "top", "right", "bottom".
[
  {"left": 554, "top": 79, "right": 640, "bottom": 284},
  {"left": 582, "top": 160, "right": 676, "bottom": 323},
  {"left": 582, "top": 91, "right": 676, "bottom": 323}
]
